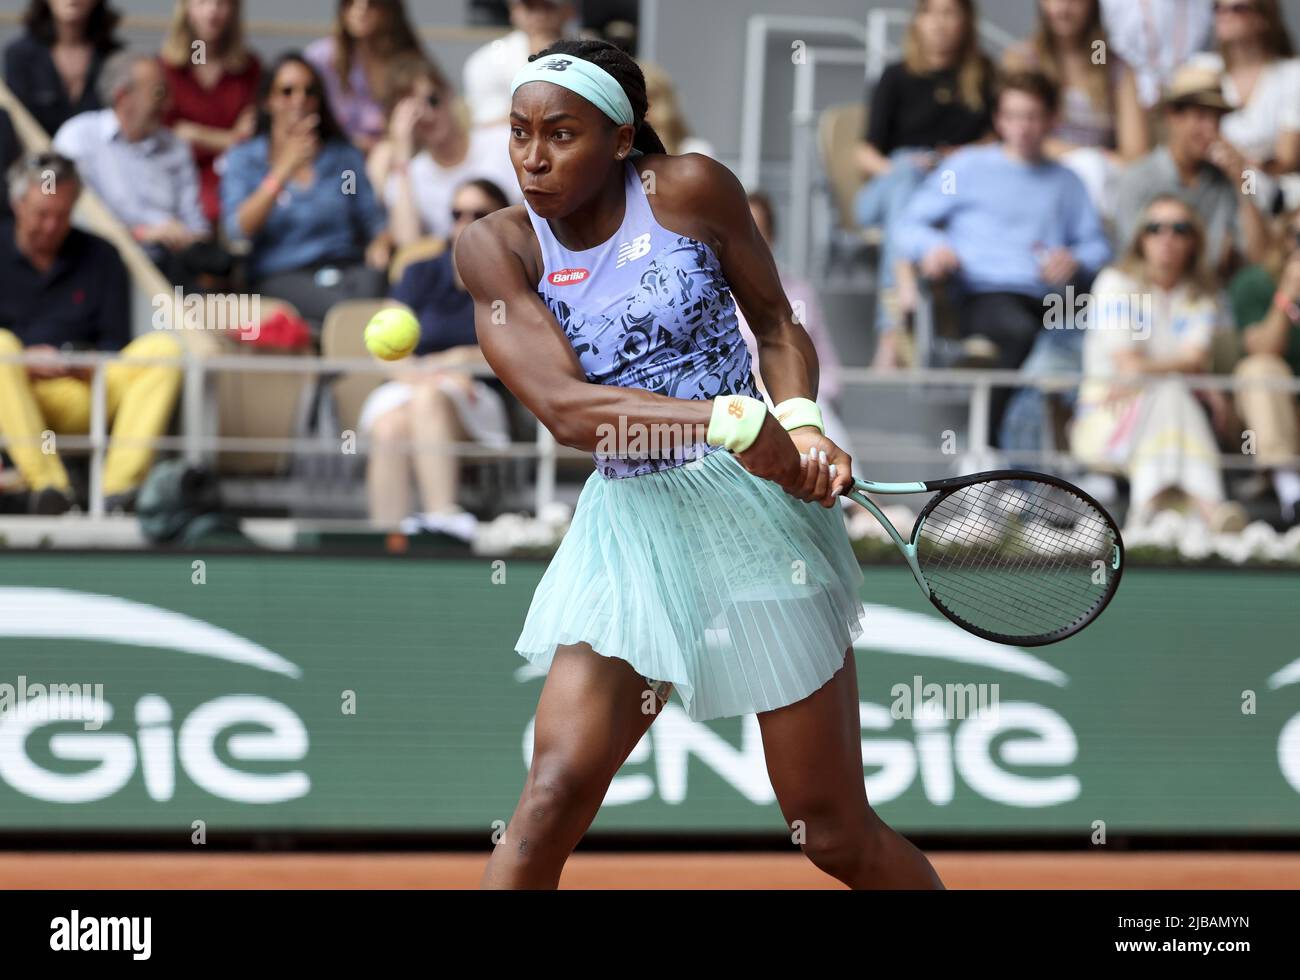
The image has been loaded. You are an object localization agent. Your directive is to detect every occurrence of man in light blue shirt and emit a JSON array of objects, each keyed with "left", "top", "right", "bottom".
[
  {"left": 896, "top": 70, "right": 1113, "bottom": 444},
  {"left": 53, "top": 51, "right": 210, "bottom": 262}
]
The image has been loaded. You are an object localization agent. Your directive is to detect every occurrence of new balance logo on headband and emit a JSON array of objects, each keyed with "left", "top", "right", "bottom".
[
  {"left": 539, "top": 58, "right": 573, "bottom": 72},
  {"left": 616, "top": 233, "right": 651, "bottom": 268}
]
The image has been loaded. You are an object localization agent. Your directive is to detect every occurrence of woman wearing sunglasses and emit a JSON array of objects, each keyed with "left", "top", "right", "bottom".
[
  {"left": 220, "top": 52, "right": 391, "bottom": 335},
  {"left": 359, "top": 178, "right": 514, "bottom": 539},
  {"left": 1070, "top": 194, "right": 1248, "bottom": 532},
  {"left": 367, "top": 55, "right": 521, "bottom": 249}
]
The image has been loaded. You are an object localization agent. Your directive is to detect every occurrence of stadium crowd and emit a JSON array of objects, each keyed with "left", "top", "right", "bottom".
[{"left": 0, "top": 0, "right": 1297, "bottom": 536}]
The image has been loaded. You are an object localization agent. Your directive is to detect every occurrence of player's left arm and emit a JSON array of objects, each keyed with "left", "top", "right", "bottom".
[
  {"left": 680, "top": 155, "right": 820, "bottom": 407},
  {"left": 670, "top": 154, "right": 852, "bottom": 497}
]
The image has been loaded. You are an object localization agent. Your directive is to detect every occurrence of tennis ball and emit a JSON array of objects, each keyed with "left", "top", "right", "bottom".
[{"left": 365, "top": 308, "right": 420, "bottom": 361}]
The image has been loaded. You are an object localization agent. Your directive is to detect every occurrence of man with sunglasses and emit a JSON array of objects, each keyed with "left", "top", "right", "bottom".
[
  {"left": 51, "top": 50, "right": 227, "bottom": 291},
  {"left": 1114, "top": 62, "right": 1268, "bottom": 279}
]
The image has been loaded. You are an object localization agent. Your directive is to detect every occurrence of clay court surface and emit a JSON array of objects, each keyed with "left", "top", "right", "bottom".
[{"left": 1, "top": 852, "right": 1297, "bottom": 888}]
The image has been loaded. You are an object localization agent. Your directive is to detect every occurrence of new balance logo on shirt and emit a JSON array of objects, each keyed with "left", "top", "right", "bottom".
[{"left": 616, "top": 233, "right": 652, "bottom": 268}]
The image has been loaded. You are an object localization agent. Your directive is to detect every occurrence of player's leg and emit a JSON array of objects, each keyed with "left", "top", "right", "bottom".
[
  {"left": 757, "top": 647, "right": 944, "bottom": 889},
  {"left": 481, "top": 642, "right": 667, "bottom": 889}
]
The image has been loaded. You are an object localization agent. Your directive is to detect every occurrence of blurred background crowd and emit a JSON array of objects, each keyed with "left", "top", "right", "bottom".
[{"left": 0, "top": 0, "right": 1298, "bottom": 548}]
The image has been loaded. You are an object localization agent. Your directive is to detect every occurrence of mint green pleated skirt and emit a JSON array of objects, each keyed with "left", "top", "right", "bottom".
[{"left": 514, "top": 445, "right": 866, "bottom": 721}]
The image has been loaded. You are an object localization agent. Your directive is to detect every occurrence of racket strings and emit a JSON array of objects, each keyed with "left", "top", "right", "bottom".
[{"left": 916, "top": 479, "right": 1118, "bottom": 641}]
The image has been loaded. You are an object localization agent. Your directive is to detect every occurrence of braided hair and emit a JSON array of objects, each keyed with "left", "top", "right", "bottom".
[{"left": 527, "top": 38, "right": 668, "bottom": 157}]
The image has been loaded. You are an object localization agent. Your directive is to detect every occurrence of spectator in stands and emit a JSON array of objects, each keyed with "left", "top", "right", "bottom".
[
  {"left": 855, "top": 0, "right": 995, "bottom": 357},
  {"left": 462, "top": 0, "right": 575, "bottom": 128},
  {"left": 639, "top": 61, "right": 715, "bottom": 158},
  {"left": 367, "top": 55, "right": 521, "bottom": 248},
  {"left": 53, "top": 51, "right": 230, "bottom": 292},
  {"left": 1114, "top": 62, "right": 1269, "bottom": 279},
  {"left": 360, "top": 178, "right": 513, "bottom": 540},
  {"left": 0, "top": 153, "right": 182, "bottom": 515},
  {"left": 4, "top": 0, "right": 124, "bottom": 138},
  {"left": 305, "top": 0, "right": 425, "bottom": 153},
  {"left": 1186, "top": 0, "right": 1300, "bottom": 213},
  {"left": 0, "top": 109, "right": 19, "bottom": 222},
  {"left": 159, "top": 0, "right": 263, "bottom": 227},
  {"left": 1099, "top": 0, "right": 1214, "bottom": 109},
  {"left": 895, "top": 70, "right": 1113, "bottom": 443},
  {"left": 221, "top": 53, "right": 391, "bottom": 336},
  {"left": 1003, "top": 0, "right": 1150, "bottom": 219},
  {"left": 1070, "top": 194, "right": 1247, "bottom": 532},
  {"left": 1230, "top": 207, "right": 1300, "bottom": 522},
  {"left": 734, "top": 191, "right": 854, "bottom": 458}
]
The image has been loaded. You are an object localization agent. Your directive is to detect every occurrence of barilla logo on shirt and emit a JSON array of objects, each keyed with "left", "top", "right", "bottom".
[{"left": 548, "top": 268, "right": 590, "bottom": 286}]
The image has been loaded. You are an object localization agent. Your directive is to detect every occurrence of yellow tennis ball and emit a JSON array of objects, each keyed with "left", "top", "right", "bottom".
[{"left": 365, "top": 308, "right": 420, "bottom": 361}]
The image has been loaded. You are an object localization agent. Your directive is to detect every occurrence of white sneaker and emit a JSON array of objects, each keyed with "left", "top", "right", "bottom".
[{"left": 400, "top": 510, "right": 479, "bottom": 542}]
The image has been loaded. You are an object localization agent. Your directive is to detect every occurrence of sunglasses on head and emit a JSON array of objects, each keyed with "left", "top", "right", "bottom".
[
  {"left": 23, "top": 148, "right": 77, "bottom": 170},
  {"left": 451, "top": 208, "right": 491, "bottom": 222},
  {"left": 1144, "top": 221, "right": 1195, "bottom": 237},
  {"left": 24, "top": 150, "right": 70, "bottom": 169}
]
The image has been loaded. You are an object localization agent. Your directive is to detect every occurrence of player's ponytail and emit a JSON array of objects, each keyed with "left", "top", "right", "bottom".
[{"left": 529, "top": 38, "right": 668, "bottom": 157}]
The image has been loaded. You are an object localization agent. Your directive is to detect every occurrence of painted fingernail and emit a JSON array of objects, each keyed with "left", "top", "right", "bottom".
[
  {"left": 818, "top": 449, "right": 827, "bottom": 464},
  {"left": 829, "top": 463, "right": 837, "bottom": 477}
]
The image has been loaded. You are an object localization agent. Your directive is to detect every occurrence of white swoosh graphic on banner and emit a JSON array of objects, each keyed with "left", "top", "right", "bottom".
[
  {"left": 854, "top": 605, "right": 1069, "bottom": 687},
  {"left": 1268, "top": 658, "right": 1300, "bottom": 690},
  {"left": 0, "top": 588, "right": 300, "bottom": 678}
]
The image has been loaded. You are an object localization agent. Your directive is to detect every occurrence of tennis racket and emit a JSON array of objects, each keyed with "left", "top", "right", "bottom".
[{"left": 844, "top": 470, "right": 1123, "bottom": 646}]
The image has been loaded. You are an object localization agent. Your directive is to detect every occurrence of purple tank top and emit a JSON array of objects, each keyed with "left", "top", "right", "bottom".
[{"left": 524, "top": 159, "right": 761, "bottom": 479}]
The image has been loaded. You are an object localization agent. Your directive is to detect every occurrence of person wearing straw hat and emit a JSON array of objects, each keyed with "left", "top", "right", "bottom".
[
  {"left": 1114, "top": 60, "right": 1269, "bottom": 277},
  {"left": 454, "top": 38, "right": 944, "bottom": 890}
]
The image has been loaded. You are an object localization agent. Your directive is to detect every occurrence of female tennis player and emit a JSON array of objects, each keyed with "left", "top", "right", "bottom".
[{"left": 454, "top": 38, "right": 943, "bottom": 890}]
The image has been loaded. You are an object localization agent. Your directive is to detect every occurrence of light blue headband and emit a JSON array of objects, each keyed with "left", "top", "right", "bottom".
[{"left": 510, "top": 54, "right": 644, "bottom": 159}]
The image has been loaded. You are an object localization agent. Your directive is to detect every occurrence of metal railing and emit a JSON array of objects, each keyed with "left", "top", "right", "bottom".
[
  {"left": 5, "top": 348, "right": 1300, "bottom": 521},
  {"left": 739, "top": 14, "right": 868, "bottom": 190}
]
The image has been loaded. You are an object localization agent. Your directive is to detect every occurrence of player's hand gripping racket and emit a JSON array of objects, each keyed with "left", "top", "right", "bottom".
[{"left": 845, "top": 470, "right": 1123, "bottom": 646}]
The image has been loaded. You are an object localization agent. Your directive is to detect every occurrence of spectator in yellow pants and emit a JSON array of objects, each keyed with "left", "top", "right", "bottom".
[
  {"left": 0, "top": 152, "right": 182, "bottom": 513},
  {"left": 0, "top": 330, "right": 182, "bottom": 510}
]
